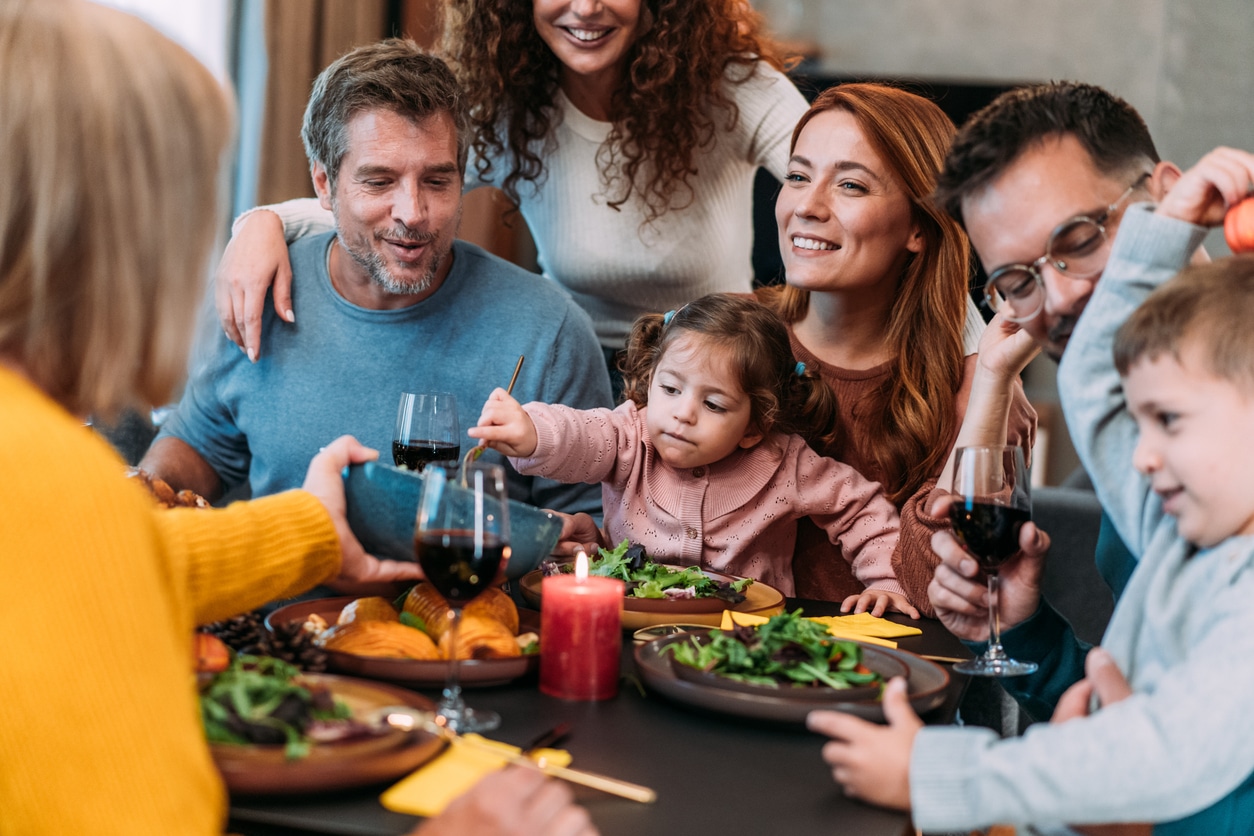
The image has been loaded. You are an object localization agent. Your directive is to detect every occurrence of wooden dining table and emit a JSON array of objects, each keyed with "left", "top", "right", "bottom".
[{"left": 227, "top": 599, "right": 973, "bottom": 836}]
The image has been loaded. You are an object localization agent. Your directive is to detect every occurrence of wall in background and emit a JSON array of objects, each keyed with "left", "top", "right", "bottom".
[{"left": 755, "top": 0, "right": 1254, "bottom": 484}]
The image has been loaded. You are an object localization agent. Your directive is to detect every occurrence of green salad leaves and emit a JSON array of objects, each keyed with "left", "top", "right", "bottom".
[
  {"left": 664, "top": 611, "right": 882, "bottom": 690},
  {"left": 564, "top": 540, "right": 754, "bottom": 602},
  {"left": 200, "top": 655, "right": 352, "bottom": 759}
]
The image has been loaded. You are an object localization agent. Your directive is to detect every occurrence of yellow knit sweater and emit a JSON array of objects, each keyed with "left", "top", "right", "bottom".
[{"left": 0, "top": 368, "right": 341, "bottom": 835}]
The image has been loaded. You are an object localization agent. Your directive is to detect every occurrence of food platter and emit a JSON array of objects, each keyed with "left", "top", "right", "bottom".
[
  {"left": 209, "top": 673, "right": 444, "bottom": 795},
  {"left": 518, "top": 569, "right": 786, "bottom": 630},
  {"left": 634, "top": 632, "right": 949, "bottom": 724},
  {"left": 667, "top": 630, "right": 911, "bottom": 703},
  {"left": 266, "top": 597, "right": 540, "bottom": 688}
]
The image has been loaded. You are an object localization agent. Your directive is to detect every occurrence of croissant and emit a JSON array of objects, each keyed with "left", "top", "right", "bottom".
[
  {"left": 464, "top": 588, "right": 519, "bottom": 635},
  {"left": 318, "top": 621, "right": 439, "bottom": 660},
  {"left": 439, "top": 615, "right": 521, "bottom": 660},
  {"left": 337, "top": 596, "right": 400, "bottom": 626}
]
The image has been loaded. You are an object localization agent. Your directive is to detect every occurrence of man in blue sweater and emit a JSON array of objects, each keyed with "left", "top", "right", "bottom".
[{"left": 142, "top": 42, "right": 611, "bottom": 523}]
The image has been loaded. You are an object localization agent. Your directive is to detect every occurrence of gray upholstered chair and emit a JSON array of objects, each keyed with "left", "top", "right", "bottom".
[{"left": 1033, "top": 484, "right": 1113, "bottom": 646}]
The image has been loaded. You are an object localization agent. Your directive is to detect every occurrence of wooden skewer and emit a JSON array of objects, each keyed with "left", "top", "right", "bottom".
[
  {"left": 464, "top": 737, "right": 657, "bottom": 804},
  {"left": 918, "top": 654, "right": 968, "bottom": 665}
]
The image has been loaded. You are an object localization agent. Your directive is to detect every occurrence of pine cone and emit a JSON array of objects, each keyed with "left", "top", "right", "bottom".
[
  {"left": 263, "top": 619, "right": 329, "bottom": 673},
  {"left": 202, "top": 611, "right": 266, "bottom": 653},
  {"left": 200, "top": 611, "right": 329, "bottom": 673}
]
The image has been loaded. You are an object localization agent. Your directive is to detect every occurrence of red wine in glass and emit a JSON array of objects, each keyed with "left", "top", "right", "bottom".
[
  {"left": 393, "top": 393, "right": 458, "bottom": 473},
  {"left": 392, "top": 439, "right": 461, "bottom": 472},
  {"left": 415, "top": 528, "right": 505, "bottom": 602},
  {"left": 950, "top": 445, "right": 1037, "bottom": 678},
  {"left": 950, "top": 502, "right": 1031, "bottom": 573},
  {"left": 414, "top": 463, "right": 510, "bottom": 733}
]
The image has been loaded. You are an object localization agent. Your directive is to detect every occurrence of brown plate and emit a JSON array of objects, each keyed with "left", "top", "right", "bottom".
[
  {"left": 519, "top": 569, "right": 786, "bottom": 630},
  {"left": 266, "top": 596, "right": 540, "bottom": 688},
  {"left": 209, "top": 673, "right": 444, "bottom": 795},
  {"left": 666, "top": 630, "right": 910, "bottom": 703},
  {"left": 634, "top": 634, "right": 949, "bottom": 724}
]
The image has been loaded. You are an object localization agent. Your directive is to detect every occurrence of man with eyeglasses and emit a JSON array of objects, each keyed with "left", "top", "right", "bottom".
[{"left": 807, "top": 81, "right": 1254, "bottom": 834}]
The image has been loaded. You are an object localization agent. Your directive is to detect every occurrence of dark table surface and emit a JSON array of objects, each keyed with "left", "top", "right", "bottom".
[{"left": 229, "top": 600, "right": 972, "bottom": 836}]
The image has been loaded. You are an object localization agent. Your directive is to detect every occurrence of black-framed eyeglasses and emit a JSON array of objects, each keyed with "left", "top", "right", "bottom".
[{"left": 983, "top": 172, "right": 1151, "bottom": 323}]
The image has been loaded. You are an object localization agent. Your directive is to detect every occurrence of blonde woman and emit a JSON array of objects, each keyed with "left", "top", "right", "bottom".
[{"left": 0, "top": 3, "right": 591, "bottom": 835}]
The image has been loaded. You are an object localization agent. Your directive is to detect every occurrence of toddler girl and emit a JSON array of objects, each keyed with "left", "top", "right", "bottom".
[{"left": 470, "top": 293, "right": 915, "bottom": 616}]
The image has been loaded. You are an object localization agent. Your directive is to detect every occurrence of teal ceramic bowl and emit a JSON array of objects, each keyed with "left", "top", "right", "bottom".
[{"left": 341, "top": 461, "right": 563, "bottom": 580}]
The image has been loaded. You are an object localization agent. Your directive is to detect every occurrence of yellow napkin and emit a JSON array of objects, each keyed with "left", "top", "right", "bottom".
[
  {"left": 718, "top": 609, "right": 921, "bottom": 648},
  {"left": 381, "top": 734, "right": 572, "bottom": 817}
]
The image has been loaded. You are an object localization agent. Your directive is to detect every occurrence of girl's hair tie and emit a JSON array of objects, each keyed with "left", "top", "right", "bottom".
[
  {"left": 794, "top": 361, "right": 807, "bottom": 377},
  {"left": 662, "top": 309, "right": 676, "bottom": 326}
]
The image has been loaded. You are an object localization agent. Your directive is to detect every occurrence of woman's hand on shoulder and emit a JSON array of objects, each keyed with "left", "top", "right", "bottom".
[
  {"left": 840, "top": 590, "right": 920, "bottom": 620},
  {"left": 215, "top": 209, "right": 294, "bottom": 362}
]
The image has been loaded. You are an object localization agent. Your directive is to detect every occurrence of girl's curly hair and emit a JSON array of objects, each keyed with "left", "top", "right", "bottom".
[
  {"left": 441, "top": 0, "right": 792, "bottom": 225},
  {"left": 618, "top": 294, "right": 839, "bottom": 453}
]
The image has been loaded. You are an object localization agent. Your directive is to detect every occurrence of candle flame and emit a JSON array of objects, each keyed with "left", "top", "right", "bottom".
[{"left": 575, "top": 548, "right": 589, "bottom": 581}]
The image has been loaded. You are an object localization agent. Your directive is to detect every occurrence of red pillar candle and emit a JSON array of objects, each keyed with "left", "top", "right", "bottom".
[{"left": 539, "top": 554, "right": 623, "bottom": 701}]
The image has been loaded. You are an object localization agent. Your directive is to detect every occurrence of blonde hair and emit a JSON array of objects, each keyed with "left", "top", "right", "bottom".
[{"left": 0, "top": 0, "right": 234, "bottom": 417}]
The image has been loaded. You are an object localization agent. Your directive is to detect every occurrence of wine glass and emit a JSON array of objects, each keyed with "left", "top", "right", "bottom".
[
  {"left": 949, "top": 445, "right": 1038, "bottom": 677},
  {"left": 393, "top": 393, "right": 459, "bottom": 472},
  {"left": 414, "top": 462, "right": 510, "bottom": 732}
]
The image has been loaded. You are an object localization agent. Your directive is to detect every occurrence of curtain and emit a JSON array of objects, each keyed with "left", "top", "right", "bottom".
[{"left": 252, "top": 0, "right": 390, "bottom": 207}]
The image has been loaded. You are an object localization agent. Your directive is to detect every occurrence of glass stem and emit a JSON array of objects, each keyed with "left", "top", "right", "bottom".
[
  {"left": 985, "top": 572, "right": 1008, "bottom": 661},
  {"left": 441, "top": 606, "right": 466, "bottom": 717}
]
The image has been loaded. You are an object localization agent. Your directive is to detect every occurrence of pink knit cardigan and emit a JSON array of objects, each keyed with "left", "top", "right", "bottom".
[{"left": 512, "top": 401, "right": 903, "bottom": 596}]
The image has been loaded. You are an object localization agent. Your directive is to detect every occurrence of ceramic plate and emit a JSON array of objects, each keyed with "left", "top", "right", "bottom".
[
  {"left": 208, "top": 673, "right": 444, "bottom": 795},
  {"left": 342, "top": 461, "right": 562, "bottom": 580},
  {"left": 266, "top": 597, "right": 540, "bottom": 688},
  {"left": 634, "top": 634, "right": 949, "bottom": 724},
  {"left": 666, "top": 629, "right": 910, "bottom": 703},
  {"left": 519, "top": 569, "right": 786, "bottom": 630}
]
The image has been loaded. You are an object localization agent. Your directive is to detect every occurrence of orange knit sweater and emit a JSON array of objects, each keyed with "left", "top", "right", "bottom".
[{"left": 0, "top": 367, "right": 341, "bottom": 835}]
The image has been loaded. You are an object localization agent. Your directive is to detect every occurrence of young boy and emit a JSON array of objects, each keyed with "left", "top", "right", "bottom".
[{"left": 812, "top": 240, "right": 1254, "bottom": 832}]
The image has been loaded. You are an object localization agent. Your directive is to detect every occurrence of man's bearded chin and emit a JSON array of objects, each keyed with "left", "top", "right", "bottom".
[{"left": 355, "top": 246, "right": 438, "bottom": 296}]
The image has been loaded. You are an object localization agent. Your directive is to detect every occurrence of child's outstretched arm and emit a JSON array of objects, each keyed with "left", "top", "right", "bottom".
[{"left": 468, "top": 388, "right": 539, "bottom": 458}]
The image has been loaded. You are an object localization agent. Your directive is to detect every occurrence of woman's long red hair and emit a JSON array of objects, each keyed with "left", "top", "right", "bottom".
[{"left": 761, "top": 84, "right": 968, "bottom": 504}]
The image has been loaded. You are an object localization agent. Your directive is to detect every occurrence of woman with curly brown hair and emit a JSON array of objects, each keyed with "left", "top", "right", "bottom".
[
  {"left": 215, "top": 0, "right": 808, "bottom": 366},
  {"left": 758, "top": 83, "right": 1036, "bottom": 613}
]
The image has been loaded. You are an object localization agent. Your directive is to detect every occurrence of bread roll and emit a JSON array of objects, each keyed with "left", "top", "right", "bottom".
[
  {"left": 401, "top": 583, "right": 453, "bottom": 639},
  {"left": 463, "top": 587, "right": 519, "bottom": 635},
  {"left": 318, "top": 621, "right": 439, "bottom": 660},
  {"left": 336, "top": 596, "right": 400, "bottom": 626},
  {"left": 439, "top": 615, "right": 521, "bottom": 660}
]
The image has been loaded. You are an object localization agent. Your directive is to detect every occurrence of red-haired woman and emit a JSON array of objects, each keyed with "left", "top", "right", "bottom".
[{"left": 759, "top": 83, "right": 1036, "bottom": 614}]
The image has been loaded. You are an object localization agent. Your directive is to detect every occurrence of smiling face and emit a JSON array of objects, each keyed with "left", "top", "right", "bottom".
[
  {"left": 533, "top": 0, "right": 642, "bottom": 95},
  {"left": 775, "top": 109, "right": 923, "bottom": 298},
  {"left": 962, "top": 134, "right": 1146, "bottom": 361},
  {"left": 313, "top": 107, "right": 462, "bottom": 308},
  {"left": 645, "top": 333, "right": 763, "bottom": 470},
  {"left": 1124, "top": 341, "right": 1254, "bottom": 547}
]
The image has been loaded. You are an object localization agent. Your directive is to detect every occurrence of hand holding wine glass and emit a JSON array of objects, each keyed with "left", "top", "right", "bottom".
[
  {"left": 394, "top": 392, "right": 460, "bottom": 472},
  {"left": 948, "top": 445, "right": 1037, "bottom": 677},
  {"left": 415, "top": 462, "right": 510, "bottom": 733}
]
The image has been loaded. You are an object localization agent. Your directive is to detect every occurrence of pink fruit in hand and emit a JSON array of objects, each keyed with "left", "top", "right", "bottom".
[{"left": 1225, "top": 197, "right": 1254, "bottom": 254}]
